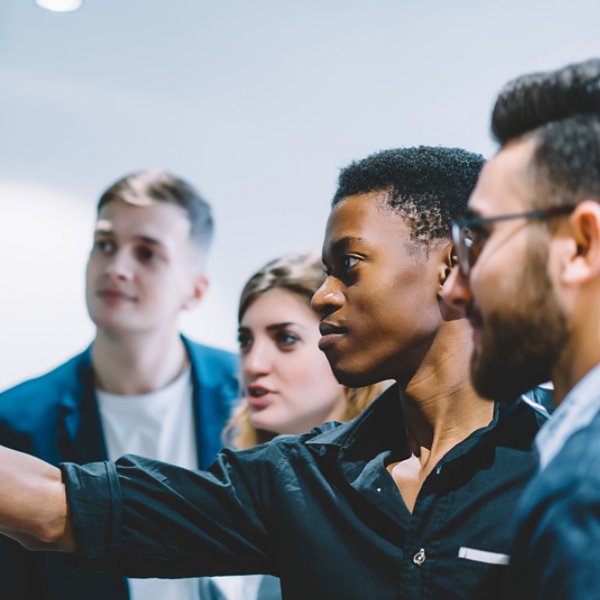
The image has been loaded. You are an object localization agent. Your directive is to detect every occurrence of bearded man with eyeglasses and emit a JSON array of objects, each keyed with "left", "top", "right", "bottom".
[{"left": 444, "top": 58, "right": 600, "bottom": 599}]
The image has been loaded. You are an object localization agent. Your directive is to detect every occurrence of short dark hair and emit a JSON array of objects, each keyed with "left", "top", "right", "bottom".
[
  {"left": 491, "top": 58, "right": 600, "bottom": 209},
  {"left": 97, "top": 169, "right": 214, "bottom": 253},
  {"left": 333, "top": 146, "right": 484, "bottom": 244}
]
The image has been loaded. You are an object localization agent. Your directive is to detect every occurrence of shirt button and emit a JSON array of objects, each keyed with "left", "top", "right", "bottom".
[{"left": 413, "top": 548, "right": 426, "bottom": 566}]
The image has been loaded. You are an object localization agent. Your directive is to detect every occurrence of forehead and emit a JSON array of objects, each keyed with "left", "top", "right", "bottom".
[
  {"left": 96, "top": 199, "right": 191, "bottom": 242},
  {"left": 241, "top": 288, "right": 315, "bottom": 326},
  {"left": 469, "top": 138, "right": 537, "bottom": 217},
  {"left": 323, "top": 192, "right": 413, "bottom": 252}
]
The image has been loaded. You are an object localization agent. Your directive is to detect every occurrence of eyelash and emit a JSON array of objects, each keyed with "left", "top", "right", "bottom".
[
  {"left": 276, "top": 332, "right": 300, "bottom": 348},
  {"left": 93, "top": 240, "right": 158, "bottom": 263},
  {"left": 237, "top": 331, "right": 301, "bottom": 353},
  {"left": 343, "top": 255, "right": 360, "bottom": 271},
  {"left": 136, "top": 247, "right": 156, "bottom": 262},
  {"left": 238, "top": 334, "right": 252, "bottom": 352},
  {"left": 94, "top": 239, "right": 114, "bottom": 253}
]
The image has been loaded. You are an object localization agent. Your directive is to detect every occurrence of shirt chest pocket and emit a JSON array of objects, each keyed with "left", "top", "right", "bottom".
[{"left": 453, "top": 546, "right": 510, "bottom": 599}]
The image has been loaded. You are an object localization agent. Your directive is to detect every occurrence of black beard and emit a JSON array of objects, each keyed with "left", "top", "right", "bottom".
[{"left": 470, "top": 244, "right": 568, "bottom": 402}]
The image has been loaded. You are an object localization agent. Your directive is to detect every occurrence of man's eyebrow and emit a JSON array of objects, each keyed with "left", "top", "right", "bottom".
[
  {"left": 328, "top": 236, "right": 364, "bottom": 255},
  {"left": 133, "top": 235, "right": 165, "bottom": 248},
  {"left": 92, "top": 227, "right": 166, "bottom": 249}
]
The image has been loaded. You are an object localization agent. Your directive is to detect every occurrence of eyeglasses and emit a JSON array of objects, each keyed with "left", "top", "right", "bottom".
[{"left": 451, "top": 205, "right": 577, "bottom": 278}]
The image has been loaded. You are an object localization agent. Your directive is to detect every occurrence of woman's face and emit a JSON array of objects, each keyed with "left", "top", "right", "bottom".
[{"left": 238, "top": 287, "right": 347, "bottom": 435}]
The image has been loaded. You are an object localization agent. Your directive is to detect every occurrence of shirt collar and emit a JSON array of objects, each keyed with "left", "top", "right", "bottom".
[
  {"left": 536, "top": 362, "right": 600, "bottom": 470},
  {"left": 306, "top": 383, "right": 405, "bottom": 457},
  {"left": 306, "top": 383, "right": 529, "bottom": 461}
]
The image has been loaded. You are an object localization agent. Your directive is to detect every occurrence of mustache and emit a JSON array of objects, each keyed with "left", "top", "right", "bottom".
[{"left": 465, "top": 305, "right": 483, "bottom": 328}]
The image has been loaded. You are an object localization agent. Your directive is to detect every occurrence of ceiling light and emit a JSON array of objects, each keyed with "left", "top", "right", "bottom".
[{"left": 36, "top": 0, "right": 83, "bottom": 12}]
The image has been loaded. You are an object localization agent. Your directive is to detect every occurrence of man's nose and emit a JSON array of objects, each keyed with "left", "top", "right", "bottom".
[
  {"left": 311, "top": 277, "right": 343, "bottom": 316},
  {"left": 440, "top": 266, "right": 473, "bottom": 320},
  {"left": 104, "top": 250, "right": 134, "bottom": 281}
]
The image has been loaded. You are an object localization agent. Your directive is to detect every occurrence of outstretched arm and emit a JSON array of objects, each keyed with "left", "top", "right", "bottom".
[{"left": 0, "top": 445, "right": 74, "bottom": 551}]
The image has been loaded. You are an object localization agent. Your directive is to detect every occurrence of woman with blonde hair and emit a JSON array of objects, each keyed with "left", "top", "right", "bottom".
[{"left": 201, "top": 251, "right": 387, "bottom": 600}]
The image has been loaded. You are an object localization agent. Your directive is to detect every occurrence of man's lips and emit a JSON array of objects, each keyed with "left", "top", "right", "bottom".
[
  {"left": 318, "top": 322, "right": 348, "bottom": 350},
  {"left": 466, "top": 305, "right": 483, "bottom": 329},
  {"left": 96, "top": 289, "right": 136, "bottom": 302},
  {"left": 465, "top": 305, "right": 484, "bottom": 344}
]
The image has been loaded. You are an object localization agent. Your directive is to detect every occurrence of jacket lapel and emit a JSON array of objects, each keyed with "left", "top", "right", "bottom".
[{"left": 58, "top": 347, "right": 109, "bottom": 464}]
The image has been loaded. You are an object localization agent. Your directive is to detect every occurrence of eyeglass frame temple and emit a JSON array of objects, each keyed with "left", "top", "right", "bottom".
[{"left": 451, "top": 204, "right": 577, "bottom": 278}]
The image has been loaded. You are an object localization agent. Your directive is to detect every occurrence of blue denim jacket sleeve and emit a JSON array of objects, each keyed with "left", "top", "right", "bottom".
[{"left": 510, "top": 421, "right": 600, "bottom": 599}]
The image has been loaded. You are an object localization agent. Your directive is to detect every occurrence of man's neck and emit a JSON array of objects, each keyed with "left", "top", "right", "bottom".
[
  {"left": 387, "top": 320, "right": 493, "bottom": 514},
  {"left": 551, "top": 296, "right": 600, "bottom": 406},
  {"left": 91, "top": 328, "right": 188, "bottom": 396},
  {"left": 398, "top": 320, "right": 494, "bottom": 469}
]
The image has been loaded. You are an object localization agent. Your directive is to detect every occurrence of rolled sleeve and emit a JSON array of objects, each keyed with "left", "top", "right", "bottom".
[
  {"left": 60, "top": 460, "right": 121, "bottom": 560},
  {"left": 59, "top": 450, "right": 272, "bottom": 578}
]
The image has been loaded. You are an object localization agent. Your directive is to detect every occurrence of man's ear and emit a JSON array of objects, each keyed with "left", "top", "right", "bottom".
[
  {"left": 437, "top": 242, "right": 457, "bottom": 287},
  {"left": 182, "top": 274, "right": 210, "bottom": 310},
  {"left": 437, "top": 242, "right": 465, "bottom": 321},
  {"left": 561, "top": 200, "right": 600, "bottom": 285}
]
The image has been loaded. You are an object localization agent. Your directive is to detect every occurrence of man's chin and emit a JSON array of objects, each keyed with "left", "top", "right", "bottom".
[
  {"left": 330, "top": 363, "right": 384, "bottom": 388},
  {"left": 471, "top": 352, "right": 549, "bottom": 402},
  {"left": 472, "top": 371, "right": 532, "bottom": 402}
]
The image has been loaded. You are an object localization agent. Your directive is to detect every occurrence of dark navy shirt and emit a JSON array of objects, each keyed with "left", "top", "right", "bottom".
[{"left": 62, "top": 385, "right": 547, "bottom": 600}]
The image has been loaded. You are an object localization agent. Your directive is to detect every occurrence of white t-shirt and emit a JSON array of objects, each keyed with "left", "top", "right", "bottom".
[{"left": 97, "top": 367, "right": 200, "bottom": 600}]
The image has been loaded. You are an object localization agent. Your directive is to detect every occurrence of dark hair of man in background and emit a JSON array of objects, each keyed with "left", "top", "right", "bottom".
[{"left": 492, "top": 59, "right": 600, "bottom": 212}]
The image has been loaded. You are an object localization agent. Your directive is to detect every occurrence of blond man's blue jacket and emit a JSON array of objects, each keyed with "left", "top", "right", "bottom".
[{"left": 0, "top": 336, "right": 238, "bottom": 600}]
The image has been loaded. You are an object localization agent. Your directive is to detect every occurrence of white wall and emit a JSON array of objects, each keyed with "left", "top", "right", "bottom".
[
  {"left": 0, "top": 181, "right": 94, "bottom": 386},
  {"left": 1, "top": 0, "right": 599, "bottom": 388}
]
